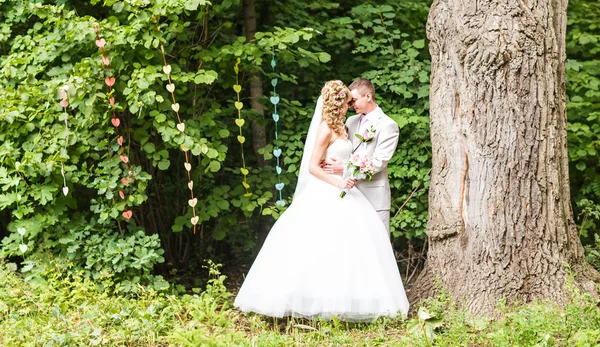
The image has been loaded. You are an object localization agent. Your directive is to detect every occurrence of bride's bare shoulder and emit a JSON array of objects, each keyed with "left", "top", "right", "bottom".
[{"left": 317, "top": 122, "right": 333, "bottom": 134}]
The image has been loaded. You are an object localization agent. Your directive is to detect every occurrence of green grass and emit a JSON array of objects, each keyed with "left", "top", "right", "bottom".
[{"left": 1, "top": 263, "right": 600, "bottom": 346}]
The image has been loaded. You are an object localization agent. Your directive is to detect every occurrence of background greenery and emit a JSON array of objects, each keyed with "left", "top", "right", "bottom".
[{"left": 0, "top": 0, "right": 598, "bottom": 294}]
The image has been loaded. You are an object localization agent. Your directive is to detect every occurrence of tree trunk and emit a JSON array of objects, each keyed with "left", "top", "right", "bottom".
[
  {"left": 243, "top": 0, "right": 270, "bottom": 250},
  {"left": 410, "top": 0, "right": 599, "bottom": 314}
]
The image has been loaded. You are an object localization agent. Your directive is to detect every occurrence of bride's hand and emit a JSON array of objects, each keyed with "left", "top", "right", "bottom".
[{"left": 339, "top": 177, "right": 357, "bottom": 189}]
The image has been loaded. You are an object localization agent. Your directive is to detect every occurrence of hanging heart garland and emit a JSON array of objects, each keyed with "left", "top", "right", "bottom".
[
  {"left": 154, "top": 16, "right": 198, "bottom": 232},
  {"left": 95, "top": 25, "right": 134, "bottom": 221},
  {"left": 270, "top": 48, "right": 285, "bottom": 207},
  {"left": 59, "top": 85, "right": 70, "bottom": 196},
  {"left": 234, "top": 58, "right": 251, "bottom": 197}
]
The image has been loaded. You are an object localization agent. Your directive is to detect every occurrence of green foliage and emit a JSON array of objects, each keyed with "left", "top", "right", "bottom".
[
  {"left": 4, "top": 260, "right": 600, "bottom": 346},
  {"left": 566, "top": 0, "right": 600, "bottom": 242},
  {"left": 0, "top": 0, "right": 329, "bottom": 281}
]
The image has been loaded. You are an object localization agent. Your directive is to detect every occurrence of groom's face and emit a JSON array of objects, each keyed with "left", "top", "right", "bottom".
[{"left": 350, "top": 89, "right": 370, "bottom": 115}]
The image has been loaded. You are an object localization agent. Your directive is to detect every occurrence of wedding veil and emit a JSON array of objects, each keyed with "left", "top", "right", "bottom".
[{"left": 293, "top": 95, "right": 323, "bottom": 199}]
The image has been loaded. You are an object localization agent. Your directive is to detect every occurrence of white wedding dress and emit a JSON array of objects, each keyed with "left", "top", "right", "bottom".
[{"left": 234, "top": 138, "right": 409, "bottom": 322}]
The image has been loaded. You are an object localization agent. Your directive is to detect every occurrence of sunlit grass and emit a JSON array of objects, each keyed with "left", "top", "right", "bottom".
[{"left": 2, "top": 263, "right": 600, "bottom": 346}]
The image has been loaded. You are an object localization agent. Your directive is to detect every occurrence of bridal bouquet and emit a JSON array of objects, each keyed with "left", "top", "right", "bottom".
[{"left": 339, "top": 154, "right": 375, "bottom": 198}]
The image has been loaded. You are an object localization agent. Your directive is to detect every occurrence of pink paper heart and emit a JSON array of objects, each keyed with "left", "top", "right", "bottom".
[
  {"left": 119, "top": 190, "right": 125, "bottom": 199},
  {"left": 60, "top": 100, "right": 69, "bottom": 108},
  {"left": 102, "top": 56, "right": 110, "bottom": 66},
  {"left": 163, "top": 65, "right": 171, "bottom": 74},
  {"left": 121, "top": 177, "right": 129, "bottom": 186},
  {"left": 120, "top": 155, "right": 129, "bottom": 163},
  {"left": 111, "top": 118, "right": 120, "bottom": 128},
  {"left": 188, "top": 181, "right": 193, "bottom": 190},
  {"left": 117, "top": 136, "right": 123, "bottom": 146},
  {"left": 122, "top": 210, "right": 132, "bottom": 219},
  {"left": 191, "top": 216, "right": 199, "bottom": 225},
  {"left": 188, "top": 198, "right": 197, "bottom": 207},
  {"left": 95, "top": 38, "right": 105, "bottom": 48},
  {"left": 109, "top": 97, "right": 115, "bottom": 106},
  {"left": 105, "top": 77, "right": 115, "bottom": 87}
]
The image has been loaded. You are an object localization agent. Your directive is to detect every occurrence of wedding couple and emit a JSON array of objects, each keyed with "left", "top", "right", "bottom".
[{"left": 234, "top": 79, "right": 409, "bottom": 322}]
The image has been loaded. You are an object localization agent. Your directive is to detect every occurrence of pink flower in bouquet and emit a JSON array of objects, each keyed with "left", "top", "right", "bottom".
[{"left": 340, "top": 154, "right": 375, "bottom": 198}]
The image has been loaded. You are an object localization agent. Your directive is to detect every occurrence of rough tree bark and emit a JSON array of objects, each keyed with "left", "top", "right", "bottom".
[
  {"left": 243, "top": 0, "right": 270, "bottom": 250},
  {"left": 410, "top": 0, "right": 599, "bottom": 314}
]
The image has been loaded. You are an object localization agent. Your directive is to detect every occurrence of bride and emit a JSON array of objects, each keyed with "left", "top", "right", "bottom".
[{"left": 234, "top": 80, "right": 409, "bottom": 321}]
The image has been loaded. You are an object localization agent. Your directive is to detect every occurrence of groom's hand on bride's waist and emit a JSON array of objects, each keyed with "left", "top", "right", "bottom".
[{"left": 322, "top": 157, "right": 344, "bottom": 175}]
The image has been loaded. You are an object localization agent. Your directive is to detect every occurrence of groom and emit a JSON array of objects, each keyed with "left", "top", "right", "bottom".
[{"left": 323, "top": 78, "right": 400, "bottom": 232}]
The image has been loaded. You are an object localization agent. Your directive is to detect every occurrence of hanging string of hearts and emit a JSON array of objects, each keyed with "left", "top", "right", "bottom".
[
  {"left": 270, "top": 48, "right": 285, "bottom": 207},
  {"left": 233, "top": 58, "right": 251, "bottom": 197},
  {"left": 94, "top": 25, "right": 133, "bottom": 221},
  {"left": 153, "top": 16, "right": 199, "bottom": 232},
  {"left": 59, "top": 85, "right": 70, "bottom": 197}
]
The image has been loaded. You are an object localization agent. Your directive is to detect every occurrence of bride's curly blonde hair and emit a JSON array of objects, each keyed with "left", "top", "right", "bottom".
[{"left": 321, "top": 80, "right": 350, "bottom": 136}]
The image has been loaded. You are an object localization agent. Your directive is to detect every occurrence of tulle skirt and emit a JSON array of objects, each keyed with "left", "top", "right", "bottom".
[{"left": 234, "top": 176, "right": 409, "bottom": 322}]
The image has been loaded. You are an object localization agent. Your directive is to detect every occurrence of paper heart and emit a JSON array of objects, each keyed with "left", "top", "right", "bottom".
[
  {"left": 272, "top": 113, "right": 279, "bottom": 122},
  {"left": 188, "top": 198, "right": 197, "bottom": 207},
  {"left": 242, "top": 181, "right": 250, "bottom": 189},
  {"left": 184, "top": 162, "right": 191, "bottom": 171},
  {"left": 271, "top": 78, "right": 278, "bottom": 87},
  {"left": 119, "top": 190, "right": 125, "bottom": 199},
  {"left": 120, "top": 155, "right": 129, "bottom": 163},
  {"left": 105, "top": 77, "right": 115, "bottom": 87},
  {"left": 171, "top": 103, "right": 180, "bottom": 112},
  {"left": 17, "top": 227, "right": 26, "bottom": 236},
  {"left": 122, "top": 210, "right": 133, "bottom": 219},
  {"left": 270, "top": 96, "right": 280, "bottom": 105},
  {"left": 121, "top": 177, "right": 129, "bottom": 186},
  {"left": 60, "top": 99, "right": 69, "bottom": 108},
  {"left": 273, "top": 149, "right": 282, "bottom": 157},
  {"left": 237, "top": 135, "right": 245, "bottom": 144},
  {"left": 163, "top": 65, "right": 171, "bottom": 74},
  {"left": 233, "top": 84, "right": 242, "bottom": 93},
  {"left": 275, "top": 182, "right": 285, "bottom": 191},
  {"left": 234, "top": 101, "right": 243, "bottom": 110},
  {"left": 62, "top": 186, "right": 69, "bottom": 196},
  {"left": 240, "top": 167, "right": 249, "bottom": 175},
  {"left": 276, "top": 200, "right": 286, "bottom": 207},
  {"left": 19, "top": 244, "right": 28, "bottom": 253},
  {"left": 111, "top": 118, "right": 120, "bottom": 128},
  {"left": 177, "top": 122, "right": 185, "bottom": 132},
  {"left": 188, "top": 181, "right": 193, "bottom": 190},
  {"left": 102, "top": 56, "right": 110, "bottom": 66},
  {"left": 95, "top": 38, "right": 105, "bottom": 48},
  {"left": 191, "top": 216, "right": 199, "bottom": 225},
  {"left": 110, "top": 97, "right": 115, "bottom": 106},
  {"left": 276, "top": 166, "right": 282, "bottom": 174},
  {"left": 166, "top": 83, "right": 175, "bottom": 93},
  {"left": 117, "top": 136, "right": 123, "bottom": 146},
  {"left": 235, "top": 119, "right": 245, "bottom": 127}
]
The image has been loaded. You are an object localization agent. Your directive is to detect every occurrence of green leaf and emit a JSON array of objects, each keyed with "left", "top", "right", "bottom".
[
  {"left": 413, "top": 39, "right": 425, "bottom": 49},
  {"left": 143, "top": 142, "right": 155, "bottom": 153},
  {"left": 208, "top": 161, "right": 221, "bottom": 172},
  {"left": 158, "top": 159, "right": 170, "bottom": 170}
]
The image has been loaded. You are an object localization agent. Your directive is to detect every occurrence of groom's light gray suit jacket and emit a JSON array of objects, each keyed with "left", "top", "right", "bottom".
[{"left": 346, "top": 106, "right": 399, "bottom": 211}]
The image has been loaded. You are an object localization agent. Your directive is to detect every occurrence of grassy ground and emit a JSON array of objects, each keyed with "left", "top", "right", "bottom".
[{"left": 1, "top": 263, "right": 600, "bottom": 346}]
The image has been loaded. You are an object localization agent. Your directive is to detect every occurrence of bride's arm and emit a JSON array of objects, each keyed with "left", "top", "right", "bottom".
[{"left": 308, "top": 123, "right": 354, "bottom": 189}]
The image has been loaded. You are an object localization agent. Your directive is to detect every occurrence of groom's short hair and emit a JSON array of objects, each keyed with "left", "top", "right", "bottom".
[{"left": 349, "top": 78, "right": 376, "bottom": 101}]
